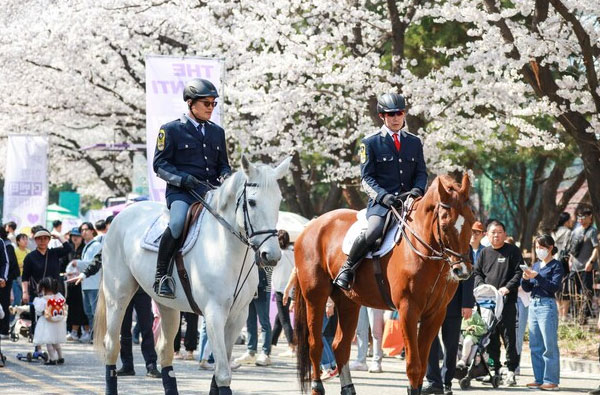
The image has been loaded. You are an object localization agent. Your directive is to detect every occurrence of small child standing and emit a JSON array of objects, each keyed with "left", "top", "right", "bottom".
[
  {"left": 456, "top": 310, "right": 487, "bottom": 369},
  {"left": 33, "top": 277, "right": 68, "bottom": 365}
]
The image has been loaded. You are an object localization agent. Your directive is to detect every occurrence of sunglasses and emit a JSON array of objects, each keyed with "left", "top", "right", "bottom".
[
  {"left": 198, "top": 101, "right": 218, "bottom": 108},
  {"left": 385, "top": 111, "right": 405, "bottom": 117}
]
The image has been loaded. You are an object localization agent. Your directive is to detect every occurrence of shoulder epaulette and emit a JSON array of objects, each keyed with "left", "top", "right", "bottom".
[
  {"left": 404, "top": 130, "right": 423, "bottom": 142},
  {"left": 363, "top": 130, "right": 379, "bottom": 140}
]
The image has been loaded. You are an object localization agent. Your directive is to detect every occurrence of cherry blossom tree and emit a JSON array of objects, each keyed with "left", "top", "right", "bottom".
[{"left": 0, "top": 0, "right": 597, "bottom": 224}]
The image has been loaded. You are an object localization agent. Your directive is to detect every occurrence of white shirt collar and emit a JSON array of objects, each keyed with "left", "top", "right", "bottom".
[
  {"left": 184, "top": 113, "right": 205, "bottom": 135},
  {"left": 381, "top": 125, "right": 403, "bottom": 138}
]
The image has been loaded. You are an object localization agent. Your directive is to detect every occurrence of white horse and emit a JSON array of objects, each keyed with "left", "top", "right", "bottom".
[{"left": 94, "top": 156, "right": 291, "bottom": 395}]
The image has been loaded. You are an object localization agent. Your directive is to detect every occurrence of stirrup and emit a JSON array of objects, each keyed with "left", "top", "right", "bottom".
[
  {"left": 155, "top": 275, "right": 176, "bottom": 299},
  {"left": 333, "top": 265, "right": 355, "bottom": 290}
]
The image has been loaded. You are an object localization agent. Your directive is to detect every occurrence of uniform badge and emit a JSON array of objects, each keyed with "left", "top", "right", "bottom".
[
  {"left": 359, "top": 143, "right": 367, "bottom": 164},
  {"left": 156, "top": 129, "right": 166, "bottom": 151}
]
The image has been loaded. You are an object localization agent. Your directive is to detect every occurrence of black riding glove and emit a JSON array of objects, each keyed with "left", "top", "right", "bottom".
[
  {"left": 182, "top": 175, "right": 202, "bottom": 191},
  {"left": 382, "top": 193, "right": 402, "bottom": 208}
]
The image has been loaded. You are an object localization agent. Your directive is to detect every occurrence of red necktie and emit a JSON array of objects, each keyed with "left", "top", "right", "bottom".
[{"left": 393, "top": 133, "right": 401, "bottom": 152}]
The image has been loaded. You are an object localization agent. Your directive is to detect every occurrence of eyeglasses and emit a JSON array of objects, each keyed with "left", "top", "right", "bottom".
[
  {"left": 577, "top": 214, "right": 591, "bottom": 219},
  {"left": 198, "top": 101, "right": 218, "bottom": 108},
  {"left": 385, "top": 111, "right": 405, "bottom": 117},
  {"left": 471, "top": 230, "right": 483, "bottom": 235}
]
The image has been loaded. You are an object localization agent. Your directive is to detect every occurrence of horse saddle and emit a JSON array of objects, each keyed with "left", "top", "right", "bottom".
[
  {"left": 342, "top": 209, "right": 401, "bottom": 258},
  {"left": 141, "top": 192, "right": 213, "bottom": 255}
]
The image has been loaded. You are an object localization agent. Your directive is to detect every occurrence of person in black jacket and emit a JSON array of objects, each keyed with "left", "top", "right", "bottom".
[
  {"left": 422, "top": 224, "right": 477, "bottom": 395},
  {"left": 0, "top": 227, "right": 19, "bottom": 337},
  {"left": 473, "top": 220, "right": 523, "bottom": 386}
]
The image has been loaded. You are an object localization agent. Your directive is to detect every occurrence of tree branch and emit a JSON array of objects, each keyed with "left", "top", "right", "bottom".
[{"left": 548, "top": 0, "right": 600, "bottom": 113}]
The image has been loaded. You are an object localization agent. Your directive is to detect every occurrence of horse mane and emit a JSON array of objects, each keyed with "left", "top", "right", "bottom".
[
  {"left": 211, "top": 162, "right": 280, "bottom": 213},
  {"left": 422, "top": 175, "right": 465, "bottom": 209}
]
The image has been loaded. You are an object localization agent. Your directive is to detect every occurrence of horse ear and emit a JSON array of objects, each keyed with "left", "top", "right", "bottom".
[
  {"left": 459, "top": 173, "right": 470, "bottom": 200},
  {"left": 241, "top": 154, "right": 257, "bottom": 179},
  {"left": 437, "top": 177, "right": 451, "bottom": 203},
  {"left": 273, "top": 156, "right": 292, "bottom": 180}
]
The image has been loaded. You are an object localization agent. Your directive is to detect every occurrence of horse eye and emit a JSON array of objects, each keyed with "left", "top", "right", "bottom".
[{"left": 248, "top": 199, "right": 256, "bottom": 207}]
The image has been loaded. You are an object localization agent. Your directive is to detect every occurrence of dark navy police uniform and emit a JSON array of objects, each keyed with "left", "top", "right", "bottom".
[
  {"left": 357, "top": 126, "right": 428, "bottom": 247},
  {"left": 360, "top": 126, "right": 428, "bottom": 218},
  {"left": 153, "top": 114, "right": 231, "bottom": 208}
]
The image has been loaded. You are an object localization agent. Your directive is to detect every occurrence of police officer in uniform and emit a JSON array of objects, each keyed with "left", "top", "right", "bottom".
[
  {"left": 153, "top": 78, "right": 231, "bottom": 298},
  {"left": 334, "top": 93, "right": 428, "bottom": 290}
]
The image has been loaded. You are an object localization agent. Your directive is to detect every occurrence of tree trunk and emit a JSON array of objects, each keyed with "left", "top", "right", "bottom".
[{"left": 342, "top": 186, "right": 366, "bottom": 210}]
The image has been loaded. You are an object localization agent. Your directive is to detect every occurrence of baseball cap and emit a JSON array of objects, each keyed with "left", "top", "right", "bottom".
[{"left": 472, "top": 221, "right": 484, "bottom": 232}]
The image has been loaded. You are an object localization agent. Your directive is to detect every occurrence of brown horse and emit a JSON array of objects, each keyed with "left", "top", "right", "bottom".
[{"left": 294, "top": 174, "right": 475, "bottom": 395}]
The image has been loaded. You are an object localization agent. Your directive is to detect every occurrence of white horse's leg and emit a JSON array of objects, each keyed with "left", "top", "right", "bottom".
[
  {"left": 205, "top": 306, "right": 233, "bottom": 395},
  {"left": 101, "top": 274, "right": 138, "bottom": 395},
  {"left": 156, "top": 304, "right": 180, "bottom": 395},
  {"left": 224, "top": 312, "right": 246, "bottom": 362}
]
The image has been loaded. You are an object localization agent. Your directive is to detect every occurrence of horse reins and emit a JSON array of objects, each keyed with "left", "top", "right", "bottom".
[
  {"left": 391, "top": 200, "right": 470, "bottom": 314},
  {"left": 391, "top": 203, "right": 469, "bottom": 267}
]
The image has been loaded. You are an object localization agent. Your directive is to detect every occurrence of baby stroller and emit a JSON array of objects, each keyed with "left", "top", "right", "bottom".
[
  {"left": 455, "top": 284, "right": 504, "bottom": 390},
  {"left": 9, "top": 304, "right": 34, "bottom": 342}
]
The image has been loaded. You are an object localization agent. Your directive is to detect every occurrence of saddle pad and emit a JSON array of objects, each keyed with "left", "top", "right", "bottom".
[
  {"left": 342, "top": 209, "right": 401, "bottom": 258},
  {"left": 141, "top": 192, "right": 213, "bottom": 255}
]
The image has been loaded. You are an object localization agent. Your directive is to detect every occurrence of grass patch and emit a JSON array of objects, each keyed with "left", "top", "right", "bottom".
[{"left": 557, "top": 323, "right": 599, "bottom": 360}]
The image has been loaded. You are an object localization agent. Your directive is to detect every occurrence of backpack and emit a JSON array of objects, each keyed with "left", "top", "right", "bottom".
[{"left": 44, "top": 296, "right": 67, "bottom": 322}]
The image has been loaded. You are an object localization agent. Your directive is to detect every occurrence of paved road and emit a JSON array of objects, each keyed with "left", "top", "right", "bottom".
[{"left": 1, "top": 337, "right": 599, "bottom": 394}]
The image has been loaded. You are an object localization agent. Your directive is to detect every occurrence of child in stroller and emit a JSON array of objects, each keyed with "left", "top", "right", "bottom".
[{"left": 455, "top": 284, "right": 504, "bottom": 390}]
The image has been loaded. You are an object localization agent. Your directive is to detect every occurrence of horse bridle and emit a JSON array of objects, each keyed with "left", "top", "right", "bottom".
[
  {"left": 190, "top": 181, "right": 279, "bottom": 309},
  {"left": 190, "top": 182, "right": 278, "bottom": 253},
  {"left": 391, "top": 201, "right": 470, "bottom": 267}
]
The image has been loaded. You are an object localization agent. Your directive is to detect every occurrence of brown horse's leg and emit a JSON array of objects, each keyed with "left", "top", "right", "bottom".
[
  {"left": 305, "top": 291, "right": 329, "bottom": 395},
  {"left": 331, "top": 294, "right": 360, "bottom": 394},
  {"left": 416, "top": 311, "right": 446, "bottom": 389},
  {"left": 398, "top": 300, "right": 422, "bottom": 393}
]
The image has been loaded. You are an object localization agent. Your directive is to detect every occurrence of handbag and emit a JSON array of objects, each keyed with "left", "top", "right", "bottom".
[{"left": 382, "top": 317, "right": 404, "bottom": 356}]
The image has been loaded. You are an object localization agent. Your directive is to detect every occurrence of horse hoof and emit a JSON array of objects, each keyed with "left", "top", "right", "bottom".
[
  {"left": 161, "top": 366, "right": 179, "bottom": 395},
  {"left": 406, "top": 387, "right": 420, "bottom": 395},
  {"left": 105, "top": 364, "right": 118, "bottom": 395},
  {"left": 311, "top": 380, "right": 325, "bottom": 395},
  {"left": 219, "top": 387, "right": 232, "bottom": 395},
  {"left": 341, "top": 384, "right": 356, "bottom": 395}
]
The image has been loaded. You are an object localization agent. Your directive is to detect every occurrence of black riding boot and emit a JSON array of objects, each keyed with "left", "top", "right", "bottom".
[
  {"left": 153, "top": 228, "right": 179, "bottom": 298},
  {"left": 333, "top": 233, "right": 370, "bottom": 291}
]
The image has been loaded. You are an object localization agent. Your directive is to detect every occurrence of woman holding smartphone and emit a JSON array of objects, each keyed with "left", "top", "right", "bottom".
[{"left": 521, "top": 234, "right": 564, "bottom": 391}]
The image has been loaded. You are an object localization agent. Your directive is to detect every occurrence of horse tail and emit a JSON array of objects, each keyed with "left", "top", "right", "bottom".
[
  {"left": 294, "top": 277, "right": 311, "bottom": 393},
  {"left": 93, "top": 274, "right": 107, "bottom": 358}
]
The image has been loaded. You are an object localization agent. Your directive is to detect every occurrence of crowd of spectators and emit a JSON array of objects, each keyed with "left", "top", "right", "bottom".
[{"left": 1, "top": 204, "right": 599, "bottom": 393}]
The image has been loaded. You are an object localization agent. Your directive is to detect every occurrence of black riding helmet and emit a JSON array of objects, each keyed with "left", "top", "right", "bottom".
[
  {"left": 183, "top": 78, "right": 219, "bottom": 102},
  {"left": 377, "top": 93, "right": 406, "bottom": 113}
]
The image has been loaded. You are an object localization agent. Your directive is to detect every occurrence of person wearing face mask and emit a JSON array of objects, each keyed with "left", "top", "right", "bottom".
[{"left": 521, "top": 234, "right": 564, "bottom": 391}]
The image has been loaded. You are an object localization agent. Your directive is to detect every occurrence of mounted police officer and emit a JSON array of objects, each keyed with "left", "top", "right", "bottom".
[
  {"left": 152, "top": 78, "right": 231, "bottom": 298},
  {"left": 333, "top": 93, "right": 428, "bottom": 291}
]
